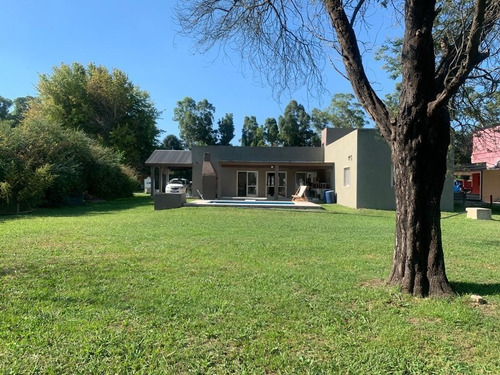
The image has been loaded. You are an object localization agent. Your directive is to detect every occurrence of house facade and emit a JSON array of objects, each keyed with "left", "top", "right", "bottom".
[
  {"left": 459, "top": 125, "right": 500, "bottom": 203},
  {"left": 146, "top": 128, "right": 454, "bottom": 211}
]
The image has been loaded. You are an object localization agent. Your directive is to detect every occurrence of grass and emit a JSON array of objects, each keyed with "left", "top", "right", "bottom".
[{"left": 0, "top": 195, "right": 499, "bottom": 374}]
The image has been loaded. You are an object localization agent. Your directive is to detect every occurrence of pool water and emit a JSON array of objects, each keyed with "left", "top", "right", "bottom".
[{"left": 207, "top": 200, "right": 295, "bottom": 205}]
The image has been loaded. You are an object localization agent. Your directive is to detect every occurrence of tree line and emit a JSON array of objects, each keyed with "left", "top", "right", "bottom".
[
  {"left": 163, "top": 93, "right": 368, "bottom": 149},
  {"left": 1, "top": 62, "right": 162, "bottom": 211}
]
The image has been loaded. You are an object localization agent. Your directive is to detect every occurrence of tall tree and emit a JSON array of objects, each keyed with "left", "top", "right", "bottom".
[
  {"left": 33, "top": 63, "right": 161, "bottom": 171},
  {"left": 173, "top": 97, "right": 217, "bottom": 147},
  {"left": 217, "top": 113, "right": 235, "bottom": 145},
  {"left": 278, "top": 100, "right": 316, "bottom": 146},
  {"left": 176, "top": 0, "right": 500, "bottom": 297},
  {"left": 312, "top": 93, "right": 369, "bottom": 130},
  {"left": 264, "top": 117, "right": 280, "bottom": 146},
  {"left": 241, "top": 116, "right": 264, "bottom": 146}
]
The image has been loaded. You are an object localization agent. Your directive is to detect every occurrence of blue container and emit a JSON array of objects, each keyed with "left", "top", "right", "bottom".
[
  {"left": 324, "top": 190, "right": 333, "bottom": 204},
  {"left": 328, "top": 190, "right": 336, "bottom": 204}
]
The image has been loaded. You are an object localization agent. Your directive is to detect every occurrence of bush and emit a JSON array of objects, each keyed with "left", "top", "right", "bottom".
[
  {"left": 86, "top": 144, "right": 138, "bottom": 199},
  {"left": 0, "top": 119, "right": 139, "bottom": 209}
]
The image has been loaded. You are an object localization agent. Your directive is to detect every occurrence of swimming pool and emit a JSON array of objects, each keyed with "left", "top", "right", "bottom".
[
  {"left": 185, "top": 199, "right": 323, "bottom": 210},
  {"left": 208, "top": 200, "right": 295, "bottom": 205}
]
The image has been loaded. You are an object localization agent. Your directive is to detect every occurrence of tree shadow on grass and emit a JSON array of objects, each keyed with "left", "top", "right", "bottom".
[
  {"left": 0, "top": 194, "right": 154, "bottom": 222},
  {"left": 451, "top": 281, "right": 500, "bottom": 296}
]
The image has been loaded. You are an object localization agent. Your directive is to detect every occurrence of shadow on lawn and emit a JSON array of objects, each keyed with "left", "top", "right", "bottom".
[
  {"left": 451, "top": 281, "right": 500, "bottom": 296},
  {"left": 0, "top": 194, "right": 153, "bottom": 221}
]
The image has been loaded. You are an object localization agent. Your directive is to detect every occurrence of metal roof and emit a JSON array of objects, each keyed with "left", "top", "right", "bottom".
[
  {"left": 145, "top": 150, "right": 192, "bottom": 166},
  {"left": 454, "top": 162, "right": 487, "bottom": 173}
]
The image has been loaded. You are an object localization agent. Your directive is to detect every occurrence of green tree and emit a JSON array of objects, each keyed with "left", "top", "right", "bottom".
[
  {"left": 0, "top": 96, "right": 36, "bottom": 127},
  {"left": 34, "top": 62, "right": 161, "bottom": 170},
  {"left": 176, "top": 0, "right": 500, "bottom": 296},
  {"left": 161, "top": 134, "right": 185, "bottom": 150},
  {"left": 312, "top": 93, "right": 369, "bottom": 130},
  {"left": 173, "top": 97, "right": 217, "bottom": 147},
  {"left": 278, "top": 100, "right": 316, "bottom": 146},
  {"left": 264, "top": 117, "right": 280, "bottom": 146},
  {"left": 452, "top": 129, "right": 473, "bottom": 166},
  {"left": 217, "top": 113, "right": 235, "bottom": 145},
  {"left": 376, "top": 33, "right": 500, "bottom": 142},
  {"left": 11, "top": 96, "right": 35, "bottom": 127},
  {"left": 0, "top": 96, "right": 12, "bottom": 120},
  {"left": 241, "top": 116, "right": 264, "bottom": 146}
]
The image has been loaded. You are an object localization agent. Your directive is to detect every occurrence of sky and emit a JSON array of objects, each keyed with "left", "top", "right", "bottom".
[{"left": 1, "top": 0, "right": 398, "bottom": 144}]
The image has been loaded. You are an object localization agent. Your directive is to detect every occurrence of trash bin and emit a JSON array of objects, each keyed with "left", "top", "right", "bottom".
[
  {"left": 324, "top": 190, "right": 334, "bottom": 203},
  {"left": 329, "top": 190, "right": 336, "bottom": 203}
]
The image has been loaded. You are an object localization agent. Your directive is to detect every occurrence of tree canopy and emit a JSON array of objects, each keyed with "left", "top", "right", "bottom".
[
  {"left": 32, "top": 62, "right": 161, "bottom": 171},
  {"left": 173, "top": 97, "right": 217, "bottom": 147},
  {"left": 241, "top": 116, "right": 264, "bottom": 146},
  {"left": 0, "top": 95, "right": 34, "bottom": 127},
  {"left": 311, "top": 93, "right": 369, "bottom": 131},
  {"left": 161, "top": 134, "right": 185, "bottom": 150},
  {"left": 217, "top": 113, "right": 235, "bottom": 145},
  {"left": 279, "top": 100, "right": 318, "bottom": 147}
]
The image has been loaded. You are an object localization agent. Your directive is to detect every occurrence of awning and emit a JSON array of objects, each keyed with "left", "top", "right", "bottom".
[{"left": 145, "top": 150, "right": 192, "bottom": 167}]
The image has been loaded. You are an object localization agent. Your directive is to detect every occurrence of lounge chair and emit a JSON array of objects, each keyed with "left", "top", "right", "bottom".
[{"left": 292, "top": 185, "right": 308, "bottom": 201}]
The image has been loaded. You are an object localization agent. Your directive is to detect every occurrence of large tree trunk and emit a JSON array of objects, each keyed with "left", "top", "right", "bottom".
[
  {"left": 388, "top": 108, "right": 454, "bottom": 297},
  {"left": 323, "top": 0, "right": 496, "bottom": 296}
]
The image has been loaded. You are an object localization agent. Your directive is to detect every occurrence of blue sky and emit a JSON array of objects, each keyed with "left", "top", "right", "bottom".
[{"left": 1, "top": 0, "right": 397, "bottom": 144}]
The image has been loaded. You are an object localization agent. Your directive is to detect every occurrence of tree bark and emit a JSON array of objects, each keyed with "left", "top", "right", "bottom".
[{"left": 388, "top": 107, "right": 454, "bottom": 297}]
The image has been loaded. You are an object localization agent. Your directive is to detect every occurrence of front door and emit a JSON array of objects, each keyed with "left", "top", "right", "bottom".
[{"left": 237, "top": 171, "right": 258, "bottom": 197}]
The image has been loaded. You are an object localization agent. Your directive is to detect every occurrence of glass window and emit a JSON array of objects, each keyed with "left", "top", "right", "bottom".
[{"left": 343, "top": 167, "right": 351, "bottom": 187}]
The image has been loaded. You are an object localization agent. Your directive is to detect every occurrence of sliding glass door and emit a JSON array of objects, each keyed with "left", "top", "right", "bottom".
[{"left": 237, "top": 171, "right": 258, "bottom": 197}]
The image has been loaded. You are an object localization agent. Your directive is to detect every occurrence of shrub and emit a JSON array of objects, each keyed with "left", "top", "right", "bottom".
[{"left": 0, "top": 119, "right": 139, "bottom": 209}]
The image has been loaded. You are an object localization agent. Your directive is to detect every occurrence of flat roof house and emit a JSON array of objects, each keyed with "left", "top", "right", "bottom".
[{"left": 145, "top": 128, "right": 454, "bottom": 211}]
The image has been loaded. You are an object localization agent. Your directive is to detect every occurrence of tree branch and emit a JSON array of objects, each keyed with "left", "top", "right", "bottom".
[
  {"left": 350, "top": 0, "right": 367, "bottom": 27},
  {"left": 323, "top": 0, "right": 394, "bottom": 141},
  {"left": 429, "top": 0, "right": 499, "bottom": 117}
]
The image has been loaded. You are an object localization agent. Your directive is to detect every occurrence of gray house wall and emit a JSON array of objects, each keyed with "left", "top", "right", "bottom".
[
  {"left": 356, "top": 131, "right": 395, "bottom": 210},
  {"left": 324, "top": 129, "right": 454, "bottom": 211},
  {"left": 191, "top": 146, "right": 328, "bottom": 199}
]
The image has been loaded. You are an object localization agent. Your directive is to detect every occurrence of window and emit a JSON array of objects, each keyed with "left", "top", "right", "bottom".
[{"left": 343, "top": 167, "right": 351, "bottom": 187}]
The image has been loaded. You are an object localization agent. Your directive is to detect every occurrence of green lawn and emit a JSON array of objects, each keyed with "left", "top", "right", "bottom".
[{"left": 1, "top": 195, "right": 499, "bottom": 374}]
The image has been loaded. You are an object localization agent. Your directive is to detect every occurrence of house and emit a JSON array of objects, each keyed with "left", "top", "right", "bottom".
[
  {"left": 456, "top": 125, "right": 500, "bottom": 203},
  {"left": 145, "top": 128, "right": 454, "bottom": 211}
]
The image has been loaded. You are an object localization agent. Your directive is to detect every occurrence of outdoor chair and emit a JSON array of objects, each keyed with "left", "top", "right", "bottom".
[{"left": 292, "top": 185, "right": 308, "bottom": 202}]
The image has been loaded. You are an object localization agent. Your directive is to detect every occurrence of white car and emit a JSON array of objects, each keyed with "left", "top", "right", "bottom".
[{"left": 165, "top": 182, "right": 186, "bottom": 194}]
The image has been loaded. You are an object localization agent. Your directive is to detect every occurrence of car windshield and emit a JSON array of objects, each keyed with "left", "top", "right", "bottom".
[{"left": 170, "top": 179, "right": 185, "bottom": 185}]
